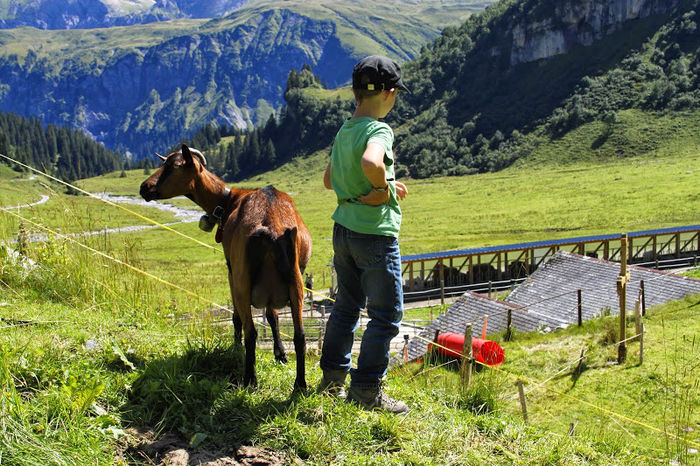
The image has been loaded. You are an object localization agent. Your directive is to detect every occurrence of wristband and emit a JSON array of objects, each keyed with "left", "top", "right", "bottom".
[{"left": 373, "top": 185, "right": 389, "bottom": 192}]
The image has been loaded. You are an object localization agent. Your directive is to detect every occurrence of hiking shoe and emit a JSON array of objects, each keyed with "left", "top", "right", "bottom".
[
  {"left": 346, "top": 384, "right": 408, "bottom": 414},
  {"left": 317, "top": 369, "right": 347, "bottom": 398}
]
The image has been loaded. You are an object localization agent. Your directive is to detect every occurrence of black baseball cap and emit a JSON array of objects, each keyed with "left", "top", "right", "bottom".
[{"left": 352, "top": 55, "right": 410, "bottom": 93}]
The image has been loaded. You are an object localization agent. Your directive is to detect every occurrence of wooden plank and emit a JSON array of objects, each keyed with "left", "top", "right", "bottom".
[
  {"left": 468, "top": 256, "right": 474, "bottom": 284},
  {"left": 604, "top": 240, "right": 610, "bottom": 260},
  {"left": 628, "top": 237, "right": 634, "bottom": 263}
]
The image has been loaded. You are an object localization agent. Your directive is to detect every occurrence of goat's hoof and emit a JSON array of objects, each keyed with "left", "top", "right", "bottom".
[
  {"left": 274, "top": 352, "right": 288, "bottom": 364},
  {"left": 293, "top": 379, "right": 307, "bottom": 392},
  {"left": 243, "top": 376, "right": 258, "bottom": 388}
]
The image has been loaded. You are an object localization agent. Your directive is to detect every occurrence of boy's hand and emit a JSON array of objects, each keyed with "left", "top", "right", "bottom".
[
  {"left": 395, "top": 181, "right": 408, "bottom": 200},
  {"left": 357, "top": 187, "right": 390, "bottom": 206}
]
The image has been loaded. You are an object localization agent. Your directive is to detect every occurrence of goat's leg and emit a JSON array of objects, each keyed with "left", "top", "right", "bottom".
[
  {"left": 228, "top": 272, "right": 243, "bottom": 346},
  {"left": 289, "top": 267, "right": 307, "bottom": 390},
  {"left": 242, "top": 311, "right": 258, "bottom": 387},
  {"left": 265, "top": 306, "right": 288, "bottom": 364},
  {"left": 232, "top": 310, "right": 243, "bottom": 347},
  {"left": 232, "top": 290, "right": 257, "bottom": 387}
]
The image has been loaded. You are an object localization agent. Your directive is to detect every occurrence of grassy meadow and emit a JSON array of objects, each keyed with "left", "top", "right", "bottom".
[
  {"left": 1, "top": 108, "right": 699, "bottom": 463},
  {"left": 73, "top": 108, "right": 700, "bottom": 292}
]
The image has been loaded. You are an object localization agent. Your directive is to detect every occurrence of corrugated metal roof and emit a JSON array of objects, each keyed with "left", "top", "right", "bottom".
[
  {"left": 401, "top": 225, "right": 700, "bottom": 263},
  {"left": 505, "top": 251, "right": 700, "bottom": 319}
]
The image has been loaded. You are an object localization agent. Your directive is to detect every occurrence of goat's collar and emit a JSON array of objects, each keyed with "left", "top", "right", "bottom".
[
  {"left": 211, "top": 188, "right": 232, "bottom": 225},
  {"left": 212, "top": 188, "right": 232, "bottom": 244}
]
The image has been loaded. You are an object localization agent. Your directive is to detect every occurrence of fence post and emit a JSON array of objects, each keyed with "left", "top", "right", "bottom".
[
  {"left": 634, "top": 300, "right": 644, "bottom": 365},
  {"left": 617, "top": 234, "right": 629, "bottom": 363},
  {"left": 460, "top": 324, "right": 473, "bottom": 388},
  {"left": 577, "top": 289, "right": 582, "bottom": 327},
  {"left": 639, "top": 320, "right": 644, "bottom": 365},
  {"left": 481, "top": 315, "right": 488, "bottom": 339},
  {"left": 517, "top": 380, "right": 528, "bottom": 424},
  {"left": 505, "top": 309, "right": 512, "bottom": 341},
  {"left": 427, "top": 329, "right": 440, "bottom": 367},
  {"left": 403, "top": 334, "right": 409, "bottom": 363},
  {"left": 488, "top": 280, "right": 492, "bottom": 298},
  {"left": 317, "top": 305, "right": 326, "bottom": 351},
  {"left": 440, "top": 259, "right": 445, "bottom": 305},
  {"left": 574, "top": 348, "right": 585, "bottom": 377},
  {"left": 634, "top": 299, "right": 642, "bottom": 340},
  {"left": 640, "top": 280, "right": 646, "bottom": 317}
]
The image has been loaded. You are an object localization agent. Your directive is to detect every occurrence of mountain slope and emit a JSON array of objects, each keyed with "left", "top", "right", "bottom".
[
  {"left": 186, "top": 0, "right": 698, "bottom": 183},
  {"left": 388, "top": 0, "right": 699, "bottom": 177},
  {"left": 0, "top": 0, "right": 492, "bottom": 158}
]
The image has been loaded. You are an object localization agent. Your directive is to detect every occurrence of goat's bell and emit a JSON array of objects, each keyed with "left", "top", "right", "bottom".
[{"left": 199, "top": 214, "right": 216, "bottom": 232}]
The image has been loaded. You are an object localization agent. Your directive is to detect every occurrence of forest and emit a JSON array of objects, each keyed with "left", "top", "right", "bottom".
[{"left": 0, "top": 112, "right": 123, "bottom": 182}]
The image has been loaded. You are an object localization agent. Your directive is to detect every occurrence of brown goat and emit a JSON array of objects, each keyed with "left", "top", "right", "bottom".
[{"left": 139, "top": 144, "right": 311, "bottom": 389}]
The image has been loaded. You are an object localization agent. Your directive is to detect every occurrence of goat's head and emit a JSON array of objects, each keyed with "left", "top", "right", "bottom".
[{"left": 139, "top": 144, "right": 207, "bottom": 201}]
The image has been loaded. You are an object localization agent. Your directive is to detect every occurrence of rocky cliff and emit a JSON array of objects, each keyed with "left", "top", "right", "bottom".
[{"left": 509, "top": 0, "right": 680, "bottom": 66}]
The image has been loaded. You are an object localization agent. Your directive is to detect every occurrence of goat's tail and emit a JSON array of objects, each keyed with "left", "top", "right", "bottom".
[{"left": 246, "top": 227, "right": 298, "bottom": 282}]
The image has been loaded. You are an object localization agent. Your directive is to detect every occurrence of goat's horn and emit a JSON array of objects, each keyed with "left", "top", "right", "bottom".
[
  {"left": 189, "top": 148, "right": 207, "bottom": 167},
  {"left": 155, "top": 152, "right": 167, "bottom": 162}
]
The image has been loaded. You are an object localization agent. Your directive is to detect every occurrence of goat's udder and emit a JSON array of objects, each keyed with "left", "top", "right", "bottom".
[{"left": 251, "top": 280, "right": 290, "bottom": 309}]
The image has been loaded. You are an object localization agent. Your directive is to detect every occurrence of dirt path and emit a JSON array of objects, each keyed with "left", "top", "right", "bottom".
[
  {"left": 4, "top": 194, "right": 50, "bottom": 209},
  {"left": 4, "top": 192, "right": 204, "bottom": 241}
]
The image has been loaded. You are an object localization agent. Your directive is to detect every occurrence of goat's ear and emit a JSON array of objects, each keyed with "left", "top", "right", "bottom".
[{"left": 181, "top": 144, "right": 194, "bottom": 166}]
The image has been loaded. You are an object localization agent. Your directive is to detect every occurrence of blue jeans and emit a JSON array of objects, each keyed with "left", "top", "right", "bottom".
[{"left": 321, "top": 223, "right": 403, "bottom": 388}]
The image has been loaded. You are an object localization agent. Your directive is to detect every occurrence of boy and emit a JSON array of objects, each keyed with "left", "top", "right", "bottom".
[{"left": 319, "top": 55, "right": 409, "bottom": 413}]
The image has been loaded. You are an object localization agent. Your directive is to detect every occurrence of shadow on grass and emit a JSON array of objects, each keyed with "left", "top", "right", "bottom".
[
  {"left": 568, "top": 359, "right": 588, "bottom": 390},
  {"left": 118, "top": 340, "right": 301, "bottom": 462}
]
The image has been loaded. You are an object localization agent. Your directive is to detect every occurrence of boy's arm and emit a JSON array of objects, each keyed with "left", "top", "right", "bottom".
[
  {"left": 323, "top": 162, "right": 332, "bottom": 190},
  {"left": 357, "top": 142, "right": 390, "bottom": 206}
]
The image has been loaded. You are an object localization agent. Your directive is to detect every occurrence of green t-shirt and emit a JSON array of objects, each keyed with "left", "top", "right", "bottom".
[{"left": 330, "top": 117, "right": 402, "bottom": 237}]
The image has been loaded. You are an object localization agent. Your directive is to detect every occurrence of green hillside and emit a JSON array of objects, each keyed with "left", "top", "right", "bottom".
[
  {"left": 187, "top": 0, "right": 698, "bottom": 185},
  {"left": 390, "top": 0, "right": 699, "bottom": 177},
  {"left": 0, "top": 112, "right": 124, "bottom": 182}
]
